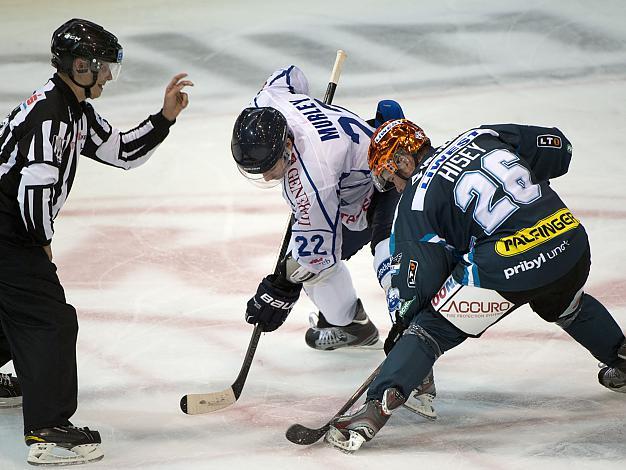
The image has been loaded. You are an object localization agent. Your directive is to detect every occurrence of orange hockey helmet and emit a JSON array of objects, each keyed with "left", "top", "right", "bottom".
[{"left": 368, "top": 119, "right": 430, "bottom": 191}]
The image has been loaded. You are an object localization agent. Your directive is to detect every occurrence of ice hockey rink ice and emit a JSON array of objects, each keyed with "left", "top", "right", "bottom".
[{"left": 1, "top": 0, "right": 625, "bottom": 468}]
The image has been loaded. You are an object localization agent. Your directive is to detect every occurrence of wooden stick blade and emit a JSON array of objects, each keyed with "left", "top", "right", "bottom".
[{"left": 180, "top": 388, "right": 237, "bottom": 415}]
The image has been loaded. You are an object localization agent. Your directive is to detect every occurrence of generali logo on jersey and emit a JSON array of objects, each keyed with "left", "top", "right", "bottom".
[
  {"left": 495, "top": 208, "right": 579, "bottom": 257},
  {"left": 287, "top": 168, "right": 311, "bottom": 226}
]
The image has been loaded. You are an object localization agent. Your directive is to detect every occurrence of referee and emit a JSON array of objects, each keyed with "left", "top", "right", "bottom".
[{"left": 0, "top": 18, "right": 192, "bottom": 466}]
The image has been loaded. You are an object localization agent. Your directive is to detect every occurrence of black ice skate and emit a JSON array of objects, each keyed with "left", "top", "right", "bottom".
[
  {"left": 0, "top": 372, "right": 22, "bottom": 408},
  {"left": 25, "top": 425, "right": 103, "bottom": 466},
  {"left": 325, "top": 387, "right": 405, "bottom": 453},
  {"left": 403, "top": 368, "right": 437, "bottom": 420},
  {"left": 598, "top": 342, "right": 626, "bottom": 393},
  {"left": 305, "top": 299, "right": 380, "bottom": 351}
]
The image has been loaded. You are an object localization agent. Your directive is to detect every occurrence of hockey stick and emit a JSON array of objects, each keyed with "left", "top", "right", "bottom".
[
  {"left": 285, "top": 363, "right": 382, "bottom": 445},
  {"left": 180, "top": 50, "right": 348, "bottom": 415},
  {"left": 180, "top": 216, "right": 291, "bottom": 415},
  {"left": 323, "top": 49, "right": 347, "bottom": 104}
]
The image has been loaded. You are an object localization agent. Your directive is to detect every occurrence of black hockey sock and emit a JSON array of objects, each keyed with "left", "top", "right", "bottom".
[{"left": 563, "top": 293, "right": 625, "bottom": 366}]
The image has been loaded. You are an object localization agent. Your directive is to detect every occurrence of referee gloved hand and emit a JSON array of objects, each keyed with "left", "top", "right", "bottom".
[{"left": 246, "top": 274, "right": 302, "bottom": 332}]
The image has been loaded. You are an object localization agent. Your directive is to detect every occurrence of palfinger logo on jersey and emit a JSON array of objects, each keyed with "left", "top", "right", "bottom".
[
  {"left": 407, "top": 259, "right": 418, "bottom": 288},
  {"left": 259, "top": 293, "right": 295, "bottom": 310},
  {"left": 495, "top": 208, "right": 579, "bottom": 257}
]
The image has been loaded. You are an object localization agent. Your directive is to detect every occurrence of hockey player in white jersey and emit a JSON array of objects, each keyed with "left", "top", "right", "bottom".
[
  {"left": 231, "top": 65, "right": 399, "bottom": 350},
  {"left": 231, "top": 65, "right": 437, "bottom": 419}
]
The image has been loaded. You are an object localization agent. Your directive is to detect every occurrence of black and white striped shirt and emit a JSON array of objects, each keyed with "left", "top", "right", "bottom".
[{"left": 0, "top": 74, "right": 174, "bottom": 246}]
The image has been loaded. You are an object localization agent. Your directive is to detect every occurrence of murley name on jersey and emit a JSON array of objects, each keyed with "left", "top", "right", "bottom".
[{"left": 289, "top": 98, "right": 340, "bottom": 141}]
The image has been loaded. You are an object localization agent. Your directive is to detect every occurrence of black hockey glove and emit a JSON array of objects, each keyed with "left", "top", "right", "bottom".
[
  {"left": 246, "top": 274, "right": 302, "bottom": 332},
  {"left": 384, "top": 319, "right": 407, "bottom": 355}
]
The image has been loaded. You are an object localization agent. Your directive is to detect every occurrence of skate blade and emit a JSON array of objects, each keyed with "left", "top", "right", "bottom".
[
  {"left": 403, "top": 393, "right": 437, "bottom": 420},
  {"left": 334, "top": 338, "right": 382, "bottom": 351},
  {"left": 350, "top": 338, "right": 383, "bottom": 350},
  {"left": 313, "top": 338, "right": 383, "bottom": 351},
  {"left": 325, "top": 426, "right": 366, "bottom": 453},
  {"left": 27, "top": 442, "right": 103, "bottom": 466}
]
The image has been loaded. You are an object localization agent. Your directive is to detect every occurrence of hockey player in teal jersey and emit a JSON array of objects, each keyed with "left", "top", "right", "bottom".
[{"left": 325, "top": 119, "right": 626, "bottom": 453}]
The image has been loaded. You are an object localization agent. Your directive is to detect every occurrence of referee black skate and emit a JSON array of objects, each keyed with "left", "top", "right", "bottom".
[{"left": 0, "top": 18, "right": 192, "bottom": 466}]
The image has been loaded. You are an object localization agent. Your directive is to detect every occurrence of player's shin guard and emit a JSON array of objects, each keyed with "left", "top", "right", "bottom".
[{"left": 561, "top": 294, "right": 625, "bottom": 366}]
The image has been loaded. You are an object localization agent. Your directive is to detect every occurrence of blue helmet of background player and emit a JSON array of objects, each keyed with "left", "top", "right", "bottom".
[
  {"left": 231, "top": 107, "right": 294, "bottom": 184},
  {"left": 51, "top": 18, "right": 123, "bottom": 97}
]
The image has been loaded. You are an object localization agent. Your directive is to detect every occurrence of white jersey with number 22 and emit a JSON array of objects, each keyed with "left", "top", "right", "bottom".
[{"left": 249, "top": 65, "right": 375, "bottom": 275}]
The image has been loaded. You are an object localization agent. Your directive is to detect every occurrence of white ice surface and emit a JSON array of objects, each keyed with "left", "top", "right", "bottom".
[{"left": 1, "top": 1, "right": 625, "bottom": 468}]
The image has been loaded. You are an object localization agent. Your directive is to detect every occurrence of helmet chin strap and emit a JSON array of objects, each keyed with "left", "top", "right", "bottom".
[
  {"left": 69, "top": 70, "right": 98, "bottom": 99},
  {"left": 395, "top": 172, "right": 410, "bottom": 181}
]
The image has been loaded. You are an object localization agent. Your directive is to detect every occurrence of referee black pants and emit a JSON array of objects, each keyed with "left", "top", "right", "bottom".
[{"left": 0, "top": 242, "right": 78, "bottom": 433}]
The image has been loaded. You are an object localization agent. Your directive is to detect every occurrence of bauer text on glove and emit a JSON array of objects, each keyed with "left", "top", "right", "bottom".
[{"left": 245, "top": 274, "right": 302, "bottom": 332}]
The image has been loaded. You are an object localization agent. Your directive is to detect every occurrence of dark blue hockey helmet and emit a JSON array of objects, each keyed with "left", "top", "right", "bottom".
[{"left": 231, "top": 107, "right": 293, "bottom": 178}]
